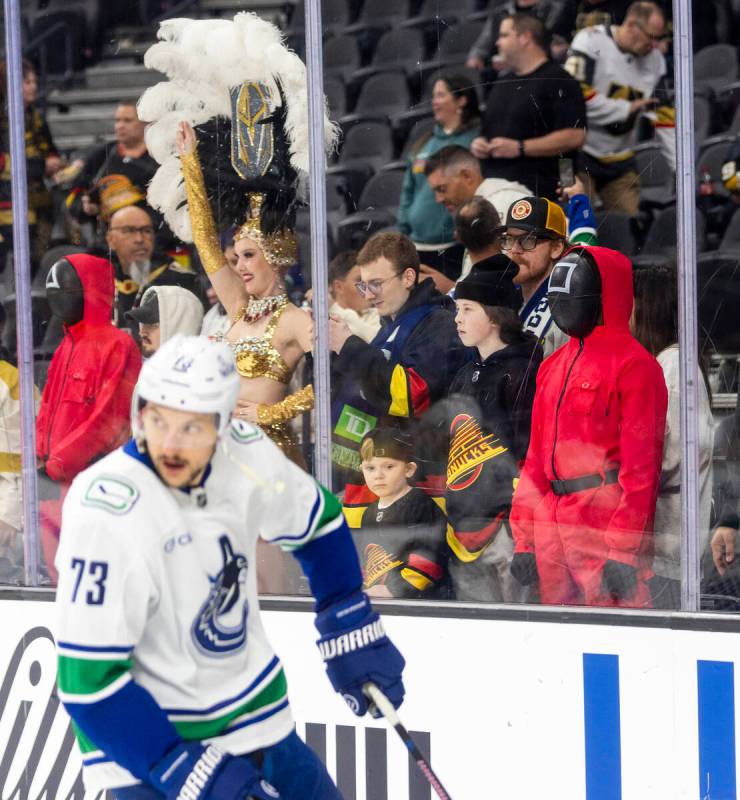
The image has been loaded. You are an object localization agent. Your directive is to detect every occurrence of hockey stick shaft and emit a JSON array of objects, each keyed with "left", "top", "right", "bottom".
[{"left": 364, "top": 683, "right": 454, "bottom": 800}]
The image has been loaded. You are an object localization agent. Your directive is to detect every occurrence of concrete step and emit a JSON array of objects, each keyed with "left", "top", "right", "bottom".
[
  {"left": 84, "top": 62, "right": 162, "bottom": 91},
  {"left": 47, "top": 105, "right": 119, "bottom": 138},
  {"left": 47, "top": 85, "right": 155, "bottom": 107}
]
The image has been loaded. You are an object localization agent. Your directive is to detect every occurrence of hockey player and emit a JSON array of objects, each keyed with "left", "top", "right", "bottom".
[
  {"left": 54, "top": 335, "right": 405, "bottom": 799},
  {"left": 564, "top": 1, "right": 675, "bottom": 215}
]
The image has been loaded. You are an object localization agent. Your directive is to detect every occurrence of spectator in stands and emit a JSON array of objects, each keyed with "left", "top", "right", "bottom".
[
  {"left": 499, "top": 196, "right": 569, "bottom": 355},
  {"left": 565, "top": 1, "right": 674, "bottom": 215},
  {"left": 125, "top": 286, "right": 205, "bottom": 359},
  {"left": 201, "top": 234, "right": 238, "bottom": 339},
  {"left": 446, "top": 265, "right": 541, "bottom": 602},
  {"left": 397, "top": 75, "right": 480, "bottom": 258},
  {"left": 66, "top": 100, "right": 160, "bottom": 244},
  {"left": 559, "top": 175, "right": 599, "bottom": 246},
  {"left": 719, "top": 141, "right": 740, "bottom": 241},
  {"left": 631, "top": 265, "right": 713, "bottom": 609},
  {"left": 454, "top": 196, "right": 507, "bottom": 280},
  {"left": 37, "top": 254, "right": 141, "bottom": 580},
  {"left": 465, "top": 0, "right": 569, "bottom": 72},
  {"left": 0, "top": 59, "right": 62, "bottom": 273},
  {"left": 424, "top": 145, "right": 530, "bottom": 279},
  {"left": 509, "top": 245, "right": 667, "bottom": 608},
  {"left": 327, "top": 250, "right": 380, "bottom": 343},
  {"left": 471, "top": 14, "right": 586, "bottom": 202},
  {"left": 106, "top": 204, "right": 202, "bottom": 326},
  {"left": 709, "top": 399, "right": 740, "bottom": 598},
  {"left": 351, "top": 428, "right": 450, "bottom": 600},
  {"left": 0, "top": 303, "right": 39, "bottom": 581},
  {"left": 329, "top": 232, "right": 468, "bottom": 499}
]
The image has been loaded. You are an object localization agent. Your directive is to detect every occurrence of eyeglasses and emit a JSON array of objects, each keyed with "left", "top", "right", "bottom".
[
  {"left": 633, "top": 21, "right": 667, "bottom": 42},
  {"left": 109, "top": 225, "right": 155, "bottom": 237},
  {"left": 500, "top": 232, "right": 557, "bottom": 252},
  {"left": 354, "top": 273, "right": 403, "bottom": 296}
]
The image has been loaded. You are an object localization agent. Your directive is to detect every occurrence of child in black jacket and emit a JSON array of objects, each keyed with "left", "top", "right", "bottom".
[{"left": 446, "top": 262, "right": 542, "bottom": 601}]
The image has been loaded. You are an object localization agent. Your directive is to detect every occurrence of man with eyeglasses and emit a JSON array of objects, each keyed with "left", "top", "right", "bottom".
[
  {"left": 329, "top": 232, "right": 468, "bottom": 499},
  {"left": 106, "top": 204, "right": 202, "bottom": 327},
  {"left": 499, "top": 196, "right": 570, "bottom": 356},
  {"left": 565, "top": 0, "right": 674, "bottom": 215}
]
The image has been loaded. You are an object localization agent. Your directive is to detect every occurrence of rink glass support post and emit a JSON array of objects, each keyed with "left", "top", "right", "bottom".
[
  {"left": 672, "top": 0, "right": 700, "bottom": 612},
  {"left": 304, "top": 0, "right": 333, "bottom": 490},
  {"left": 3, "top": 0, "right": 42, "bottom": 587}
]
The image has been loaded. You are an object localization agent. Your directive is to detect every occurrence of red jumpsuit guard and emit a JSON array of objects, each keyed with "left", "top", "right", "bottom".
[
  {"left": 36, "top": 254, "right": 141, "bottom": 579},
  {"left": 510, "top": 246, "right": 668, "bottom": 607}
]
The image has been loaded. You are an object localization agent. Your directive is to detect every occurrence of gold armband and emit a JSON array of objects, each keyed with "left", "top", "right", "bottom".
[
  {"left": 257, "top": 384, "right": 315, "bottom": 426},
  {"left": 180, "top": 148, "right": 226, "bottom": 275}
]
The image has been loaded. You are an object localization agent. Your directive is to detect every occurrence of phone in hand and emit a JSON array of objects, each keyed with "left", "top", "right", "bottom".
[{"left": 558, "top": 157, "right": 575, "bottom": 188}]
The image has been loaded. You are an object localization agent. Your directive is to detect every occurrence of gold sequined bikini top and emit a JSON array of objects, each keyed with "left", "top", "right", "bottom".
[{"left": 219, "top": 299, "right": 291, "bottom": 384}]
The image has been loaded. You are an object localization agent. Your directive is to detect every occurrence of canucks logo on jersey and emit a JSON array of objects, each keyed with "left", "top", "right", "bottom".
[{"left": 191, "top": 535, "right": 249, "bottom": 657}]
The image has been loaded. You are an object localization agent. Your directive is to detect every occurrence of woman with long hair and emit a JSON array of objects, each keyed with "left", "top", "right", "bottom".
[
  {"left": 631, "top": 264, "right": 714, "bottom": 609},
  {"left": 0, "top": 58, "right": 62, "bottom": 272},
  {"left": 397, "top": 74, "right": 481, "bottom": 254}
]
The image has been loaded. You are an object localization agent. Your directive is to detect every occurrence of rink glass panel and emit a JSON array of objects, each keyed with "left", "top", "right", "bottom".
[{"left": 3, "top": 0, "right": 727, "bottom": 614}]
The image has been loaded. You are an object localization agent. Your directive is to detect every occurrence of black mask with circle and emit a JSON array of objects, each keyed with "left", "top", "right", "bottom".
[
  {"left": 46, "top": 258, "right": 84, "bottom": 326},
  {"left": 547, "top": 249, "right": 603, "bottom": 340}
]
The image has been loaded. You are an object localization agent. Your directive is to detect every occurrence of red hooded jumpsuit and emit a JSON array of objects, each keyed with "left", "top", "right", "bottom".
[
  {"left": 510, "top": 246, "right": 668, "bottom": 607},
  {"left": 36, "top": 254, "right": 141, "bottom": 576}
]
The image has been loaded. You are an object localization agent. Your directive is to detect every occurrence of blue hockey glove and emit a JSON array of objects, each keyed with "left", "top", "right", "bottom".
[
  {"left": 315, "top": 589, "right": 405, "bottom": 717},
  {"left": 149, "top": 742, "right": 280, "bottom": 800}
]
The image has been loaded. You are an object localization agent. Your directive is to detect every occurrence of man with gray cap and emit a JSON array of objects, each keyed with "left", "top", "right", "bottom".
[{"left": 126, "top": 285, "right": 205, "bottom": 359}]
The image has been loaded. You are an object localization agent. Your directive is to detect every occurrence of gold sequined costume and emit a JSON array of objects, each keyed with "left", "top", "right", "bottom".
[{"left": 181, "top": 147, "right": 313, "bottom": 459}]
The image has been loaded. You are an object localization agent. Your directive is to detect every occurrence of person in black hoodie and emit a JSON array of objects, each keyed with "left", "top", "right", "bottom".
[
  {"left": 329, "top": 232, "right": 469, "bottom": 503},
  {"left": 446, "top": 264, "right": 542, "bottom": 602}
]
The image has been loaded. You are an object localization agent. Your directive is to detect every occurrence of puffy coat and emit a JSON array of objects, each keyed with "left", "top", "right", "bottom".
[
  {"left": 37, "top": 254, "right": 141, "bottom": 483},
  {"left": 510, "top": 245, "right": 668, "bottom": 607}
]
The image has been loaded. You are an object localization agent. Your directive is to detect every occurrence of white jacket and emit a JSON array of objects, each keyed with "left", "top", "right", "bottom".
[
  {"left": 652, "top": 345, "right": 713, "bottom": 579},
  {"left": 460, "top": 177, "right": 531, "bottom": 280},
  {"left": 141, "top": 285, "right": 204, "bottom": 345}
]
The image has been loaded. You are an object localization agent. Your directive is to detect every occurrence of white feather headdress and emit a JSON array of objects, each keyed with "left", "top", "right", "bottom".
[{"left": 138, "top": 12, "right": 338, "bottom": 243}]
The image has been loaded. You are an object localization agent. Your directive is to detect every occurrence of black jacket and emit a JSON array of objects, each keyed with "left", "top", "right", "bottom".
[
  {"left": 335, "top": 279, "right": 469, "bottom": 420},
  {"left": 332, "top": 280, "right": 470, "bottom": 493},
  {"left": 445, "top": 334, "right": 542, "bottom": 561}
]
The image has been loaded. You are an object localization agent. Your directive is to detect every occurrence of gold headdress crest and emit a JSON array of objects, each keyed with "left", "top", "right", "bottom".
[{"left": 235, "top": 193, "right": 297, "bottom": 270}]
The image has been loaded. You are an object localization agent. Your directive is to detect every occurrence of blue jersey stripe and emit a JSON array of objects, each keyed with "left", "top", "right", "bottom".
[
  {"left": 583, "top": 653, "right": 622, "bottom": 800},
  {"left": 163, "top": 656, "right": 280, "bottom": 716},
  {"left": 697, "top": 660, "right": 736, "bottom": 800},
  {"left": 58, "top": 641, "right": 134, "bottom": 654},
  {"left": 82, "top": 754, "right": 111, "bottom": 766},
  {"left": 223, "top": 697, "right": 290, "bottom": 735}
]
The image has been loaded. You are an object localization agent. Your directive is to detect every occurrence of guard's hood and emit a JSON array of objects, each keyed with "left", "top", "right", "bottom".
[
  {"left": 566, "top": 244, "right": 633, "bottom": 332},
  {"left": 65, "top": 254, "right": 115, "bottom": 326}
]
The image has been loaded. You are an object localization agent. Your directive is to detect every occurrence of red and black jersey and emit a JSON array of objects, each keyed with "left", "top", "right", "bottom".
[{"left": 351, "top": 488, "right": 450, "bottom": 599}]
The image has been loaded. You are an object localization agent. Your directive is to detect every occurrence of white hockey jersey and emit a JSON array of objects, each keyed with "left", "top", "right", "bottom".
[
  {"left": 55, "top": 421, "right": 344, "bottom": 792},
  {"left": 565, "top": 25, "right": 675, "bottom": 169}
]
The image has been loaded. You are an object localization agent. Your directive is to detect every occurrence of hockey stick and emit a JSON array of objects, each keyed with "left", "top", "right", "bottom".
[{"left": 363, "top": 683, "right": 454, "bottom": 800}]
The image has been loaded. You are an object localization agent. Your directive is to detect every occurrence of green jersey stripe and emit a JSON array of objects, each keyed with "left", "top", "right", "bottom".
[
  {"left": 173, "top": 668, "right": 287, "bottom": 740},
  {"left": 58, "top": 655, "right": 132, "bottom": 695},
  {"left": 316, "top": 485, "right": 342, "bottom": 530},
  {"left": 70, "top": 668, "right": 288, "bottom": 755}
]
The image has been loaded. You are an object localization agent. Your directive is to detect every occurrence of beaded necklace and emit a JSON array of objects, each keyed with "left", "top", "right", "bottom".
[{"left": 240, "top": 293, "right": 288, "bottom": 324}]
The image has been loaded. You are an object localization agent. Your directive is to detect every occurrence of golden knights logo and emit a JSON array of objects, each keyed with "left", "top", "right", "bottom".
[
  {"left": 447, "top": 414, "right": 507, "bottom": 492},
  {"left": 191, "top": 535, "right": 249, "bottom": 656}
]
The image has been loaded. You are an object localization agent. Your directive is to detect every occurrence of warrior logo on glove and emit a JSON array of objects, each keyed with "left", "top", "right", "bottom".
[{"left": 191, "top": 536, "right": 250, "bottom": 656}]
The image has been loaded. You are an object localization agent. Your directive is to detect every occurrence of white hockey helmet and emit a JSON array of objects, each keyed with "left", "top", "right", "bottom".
[{"left": 132, "top": 334, "right": 240, "bottom": 440}]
